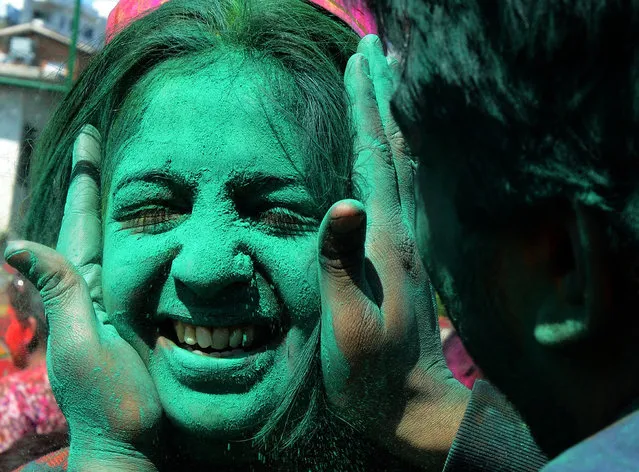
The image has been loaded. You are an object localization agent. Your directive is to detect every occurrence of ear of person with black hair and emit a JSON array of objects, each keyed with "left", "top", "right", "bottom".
[{"left": 359, "top": 0, "right": 639, "bottom": 471}]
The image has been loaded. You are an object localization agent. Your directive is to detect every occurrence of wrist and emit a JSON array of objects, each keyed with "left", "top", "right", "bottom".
[{"left": 386, "top": 372, "right": 471, "bottom": 468}]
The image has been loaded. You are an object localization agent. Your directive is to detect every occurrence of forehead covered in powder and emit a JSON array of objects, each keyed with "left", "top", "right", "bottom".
[{"left": 105, "top": 50, "right": 305, "bottom": 188}]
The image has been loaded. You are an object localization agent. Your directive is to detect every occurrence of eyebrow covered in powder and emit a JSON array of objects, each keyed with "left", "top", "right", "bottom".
[
  {"left": 226, "top": 170, "right": 306, "bottom": 196},
  {"left": 112, "top": 170, "right": 193, "bottom": 196},
  {"left": 112, "top": 168, "right": 309, "bottom": 198}
]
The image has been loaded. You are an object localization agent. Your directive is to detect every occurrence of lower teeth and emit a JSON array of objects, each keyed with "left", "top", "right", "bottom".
[
  {"left": 191, "top": 347, "right": 246, "bottom": 358},
  {"left": 185, "top": 344, "right": 268, "bottom": 358}
]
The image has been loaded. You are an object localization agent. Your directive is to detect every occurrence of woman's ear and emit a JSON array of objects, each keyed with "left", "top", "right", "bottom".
[{"left": 533, "top": 202, "right": 612, "bottom": 347}]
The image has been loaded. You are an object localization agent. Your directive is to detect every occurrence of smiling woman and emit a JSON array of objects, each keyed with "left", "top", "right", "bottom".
[
  {"left": 6, "top": 0, "right": 426, "bottom": 470},
  {"left": 102, "top": 51, "right": 331, "bottom": 449}
]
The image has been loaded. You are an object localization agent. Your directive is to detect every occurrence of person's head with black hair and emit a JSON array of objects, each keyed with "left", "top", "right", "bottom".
[
  {"left": 361, "top": 0, "right": 639, "bottom": 457},
  {"left": 4, "top": 268, "right": 47, "bottom": 370}
]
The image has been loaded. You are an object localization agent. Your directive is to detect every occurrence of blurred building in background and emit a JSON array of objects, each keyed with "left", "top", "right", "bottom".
[
  {"left": 0, "top": 4, "right": 22, "bottom": 26},
  {"left": 0, "top": 20, "right": 97, "bottom": 81},
  {"left": 0, "top": 0, "right": 104, "bottom": 238},
  {"left": 0, "top": 0, "right": 111, "bottom": 361},
  {"left": 32, "top": 0, "right": 106, "bottom": 45}
]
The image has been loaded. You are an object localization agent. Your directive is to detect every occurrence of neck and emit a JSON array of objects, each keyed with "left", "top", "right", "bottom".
[{"left": 165, "top": 415, "right": 417, "bottom": 471}]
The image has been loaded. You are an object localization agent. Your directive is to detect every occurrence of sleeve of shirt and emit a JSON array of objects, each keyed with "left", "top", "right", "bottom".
[{"left": 443, "top": 380, "right": 548, "bottom": 472}]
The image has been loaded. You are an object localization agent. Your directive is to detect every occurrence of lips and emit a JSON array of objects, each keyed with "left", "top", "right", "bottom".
[{"left": 154, "top": 317, "right": 281, "bottom": 392}]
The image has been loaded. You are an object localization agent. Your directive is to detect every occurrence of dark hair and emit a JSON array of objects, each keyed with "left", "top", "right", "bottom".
[
  {"left": 7, "top": 274, "right": 47, "bottom": 352},
  {"left": 21, "top": 0, "right": 359, "bottom": 456},
  {"left": 364, "top": 1, "right": 639, "bottom": 237}
]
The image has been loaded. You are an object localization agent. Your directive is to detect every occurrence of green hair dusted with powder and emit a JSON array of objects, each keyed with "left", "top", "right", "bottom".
[{"left": 24, "top": 0, "right": 359, "bottom": 247}]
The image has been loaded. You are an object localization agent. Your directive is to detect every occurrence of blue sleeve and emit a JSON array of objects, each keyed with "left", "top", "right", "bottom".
[{"left": 443, "top": 380, "right": 548, "bottom": 472}]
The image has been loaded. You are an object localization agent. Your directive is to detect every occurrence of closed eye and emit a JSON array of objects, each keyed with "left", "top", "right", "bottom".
[
  {"left": 118, "top": 206, "right": 187, "bottom": 234},
  {"left": 257, "top": 207, "right": 318, "bottom": 235}
]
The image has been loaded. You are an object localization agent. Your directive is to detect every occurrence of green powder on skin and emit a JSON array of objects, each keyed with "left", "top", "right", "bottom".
[
  {"left": 99, "top": 54, "right": 324, "bottom": 465},
  {"left": 47, "top": 32, "right": 415, "bottom": 472}
]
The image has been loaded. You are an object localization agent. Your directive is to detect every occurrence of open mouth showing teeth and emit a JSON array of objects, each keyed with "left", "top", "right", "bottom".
[{"left": 162, "top": 320, "right": 282, "bottom": 358}]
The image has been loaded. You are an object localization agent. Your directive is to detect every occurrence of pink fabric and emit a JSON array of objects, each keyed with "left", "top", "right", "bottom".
[
  {"left": 308, "top": 0, "right": 377, "bottom": 37},
  {"left": 0, "top": 364, "right": 67, "bottom": 453},
  {"left": 439, "top": 317, "right": 483, "bottom": 389},
  {"left": 106, "top": 0, "right": 169, "bottom": 42},
  {"left": 106, "top": 0, "right": 376, "bottom": 43}
]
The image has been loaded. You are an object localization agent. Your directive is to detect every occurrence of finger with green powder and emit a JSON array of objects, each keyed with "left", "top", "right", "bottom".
[
  {"left": 362, "top": 36, "right": 416, "bottom": 225},
  {"left": 56, "top": 124, "right": 104, "bottom": 310}
]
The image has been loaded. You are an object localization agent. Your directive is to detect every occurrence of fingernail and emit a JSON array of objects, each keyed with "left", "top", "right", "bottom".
[
  {"left": 329, "top": 200, "right": 366, "bottom": 234},
  {"left": 330, "top": 213, "right": 365, "bottom": 235},
  {"left": 331, "top": 216, "right": 364, "bottom": 234},
  {"left": 4, "top": 248, "right": 34, "bottom": 276},
  {"left": 321, "top": 209, "right": 366, "bottom": 262},
  {"left": 79, "top": 124, "right": 100, "bottom": 141}
]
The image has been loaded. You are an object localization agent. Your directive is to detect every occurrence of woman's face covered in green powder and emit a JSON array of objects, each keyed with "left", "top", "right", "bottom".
[{"left": 101, "top": 55, "right": 321, "bottom": 441}]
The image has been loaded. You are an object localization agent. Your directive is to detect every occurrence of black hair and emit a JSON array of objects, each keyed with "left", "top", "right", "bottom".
[{"left": 363, "top": 0, "right": 639, "bottom": 237}]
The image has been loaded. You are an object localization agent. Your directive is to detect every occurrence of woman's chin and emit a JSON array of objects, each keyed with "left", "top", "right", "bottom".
[
  {"left": 165, "top": 424, "right": 265, "bottom": 466},
  {"left": 148, "top": 338, "right": 291, "bottom": 445},
  {"left": 159, "top": 386, "right": 283, "bottom": 467},
  {"left": 161, "top": 386, "right": 272, "bottom": 439}
]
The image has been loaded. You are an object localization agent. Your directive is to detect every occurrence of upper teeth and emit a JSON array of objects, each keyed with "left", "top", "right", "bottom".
[{"left": 174, "top": 320, "right": 255, "bottom": 350}]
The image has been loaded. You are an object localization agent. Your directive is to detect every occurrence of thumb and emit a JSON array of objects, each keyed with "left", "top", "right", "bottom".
[
  {"left": 318, "top": 199, "right": 367, "bottom": 284},
  {"left": 4, "top": 240, "right": 97, "bottom": 342},
  {"left": 319, "top": 200, "right": 380, "bottom": 366}
]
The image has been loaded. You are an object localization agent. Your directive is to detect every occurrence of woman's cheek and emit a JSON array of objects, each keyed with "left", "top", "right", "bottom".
[
  {"left": 264, "top": 234, "right": 320, "bottom": 325},
  {"left": 102, "top": 226, "right": 178, "bottom": 314}
]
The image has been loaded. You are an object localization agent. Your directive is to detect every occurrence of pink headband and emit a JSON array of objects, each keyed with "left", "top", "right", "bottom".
[
  {"left": 308, "top": 0, "right": 376, "bottom": 38},
  {"left": 106, "top": 0, "right": 376, "bottom": 43}
]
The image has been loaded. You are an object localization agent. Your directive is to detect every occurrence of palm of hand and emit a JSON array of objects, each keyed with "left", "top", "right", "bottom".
[{"left": 317, "top": 36, "right": 459, "bottom": 455}]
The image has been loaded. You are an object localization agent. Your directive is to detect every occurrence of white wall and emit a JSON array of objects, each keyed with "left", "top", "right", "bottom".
[
  {"left": 0, "top": 87, "right": 24, "bottom": 235},
  {"left": 0, "top": 85, "right": 60, "bottom": 236}
]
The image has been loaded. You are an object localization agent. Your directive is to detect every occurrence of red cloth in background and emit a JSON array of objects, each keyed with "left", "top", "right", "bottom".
[
  {"left": 0, "top": 349, "right": 18, "bottom": 378},
  {"left": 0, "top": 305, "right": 19, "bottom": 378}
]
